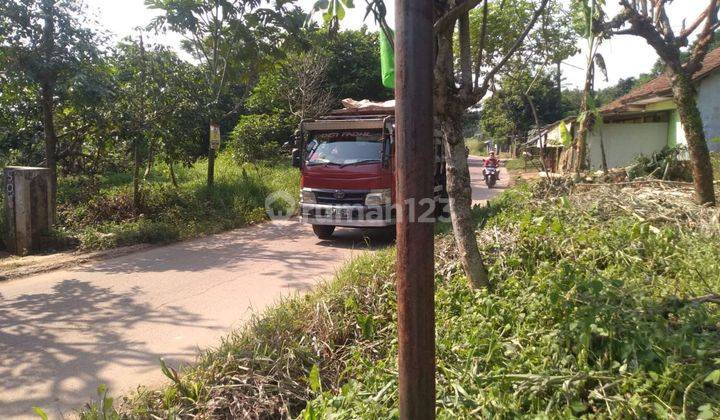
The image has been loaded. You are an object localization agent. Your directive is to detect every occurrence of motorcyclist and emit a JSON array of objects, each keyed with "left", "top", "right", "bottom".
[
  {"left": 484, "top": 151, "right": 500, "bottom": 167},
  {"left": 484, "top": 152, "right": 500, "bottom": 178}
]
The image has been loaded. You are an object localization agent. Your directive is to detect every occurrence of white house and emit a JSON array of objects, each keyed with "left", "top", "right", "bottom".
[
  {"left": 530, "top": 47, "right": 720, "bottom": 171},
  {"left": 587, "top": 46, "right": 720, "bottom": 169}
]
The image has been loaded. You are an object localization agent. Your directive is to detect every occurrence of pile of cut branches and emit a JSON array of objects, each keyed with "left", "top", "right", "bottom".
[{"left": 534, "top": 177, "right": 720, "bottom": 237}]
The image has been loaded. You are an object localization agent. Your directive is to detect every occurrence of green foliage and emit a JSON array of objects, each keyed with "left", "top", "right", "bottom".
[
  {"left": 303, "top": 187, "right": 720, "bottom": 418},
  {"left": 628, "top": 146, "right": 692, "bottom": 181},
  {"left": 32, "top": 407, "right": 48, "bottom": 420},
  {"left": 469, "top": 0, "right": 576, "bottom": 68},
  {"left": 248, "top": 28, "right": 390, "bottom": 118},
  {"left": 55, "top": 153, "right": 299, "bottom": 251},
  {"left": 111, "top": 39, "right": 208, "bottom": 168},
  {"left": 96, "top": 185, "right": 720, "bottom": 418},
  {"left": 317, "top": 29, "right": 391, "bottom": 102},
  {"left": 559, "top": 120, "right": 572, "bottom": 146},
  {"left": 465, "top": 138, "right": 486, "bottom": 156},
  {"left": 78, "top": 385, "right": 122, "bottom": 420},
  {"left": 311, "top": 0, "right": 356, "bottom": 31},
  {"left": 481, "top": 71, "right": 564, "bottom": 145},
  {"left": 231, "top": 114, "right": 295, "bottom": 162}
]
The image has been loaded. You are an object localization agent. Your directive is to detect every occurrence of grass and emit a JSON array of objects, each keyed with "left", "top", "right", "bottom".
[
  {"left": 79, "top": 181, "right": 720, "bottom": 419},
  {"left": 504, "top": 157, "right": 533, "bottom": 172},
  {"left": 465, "top": 138, "right": 486, "bottom": 156},
  {"left": 54, "top": 153, "right": 299, "bottom": 252}
]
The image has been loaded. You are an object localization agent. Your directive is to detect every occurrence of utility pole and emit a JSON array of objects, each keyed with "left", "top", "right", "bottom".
[{"left": 395, "top": 0, "right": 436, "bottom": 419}]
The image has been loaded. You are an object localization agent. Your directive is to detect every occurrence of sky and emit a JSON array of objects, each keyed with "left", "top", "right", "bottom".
[{"left": 84, "top": 0, "right": 708, "bottom": 91}]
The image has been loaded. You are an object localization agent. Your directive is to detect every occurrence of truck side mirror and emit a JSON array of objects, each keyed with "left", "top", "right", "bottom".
[
  {"left": 283, "top": 134, "right": 298, "bottom": 150},
  {"left": 383, "top": 135, "right": 393, "bottom": 168},
  {"left": 291, "top": 148, "right": 302, "bottom": 168}
]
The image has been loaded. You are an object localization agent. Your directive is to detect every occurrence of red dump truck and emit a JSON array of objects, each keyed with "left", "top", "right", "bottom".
[{"left": 289, "top": 104, "right": 447, "bottom": 239}]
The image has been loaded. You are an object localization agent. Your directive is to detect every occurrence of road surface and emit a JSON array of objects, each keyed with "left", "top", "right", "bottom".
[{"left": 0, "top": 156, "right": 507, "bottom": 419}]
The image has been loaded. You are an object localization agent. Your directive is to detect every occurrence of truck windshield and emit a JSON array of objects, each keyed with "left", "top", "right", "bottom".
[{"left": 306, "top": 132, "right": 383, "bottom": 166}]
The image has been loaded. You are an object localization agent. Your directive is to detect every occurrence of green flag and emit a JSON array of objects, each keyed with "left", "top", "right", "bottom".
[{"left": 380, "top": 29, "right": 395, "bottom": 89}]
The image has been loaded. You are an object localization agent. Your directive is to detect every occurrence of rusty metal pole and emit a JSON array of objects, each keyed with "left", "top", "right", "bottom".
[{"left": 395, "top": 0, "right": 436, "bottom": 419}]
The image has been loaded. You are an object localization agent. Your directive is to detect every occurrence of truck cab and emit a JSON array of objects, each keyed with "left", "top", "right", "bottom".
[{"left": 291, "top": 107, "right": 446, "bottom": 239}]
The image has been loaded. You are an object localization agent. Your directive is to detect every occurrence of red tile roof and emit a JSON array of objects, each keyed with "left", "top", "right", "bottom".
[{"left": 601, "top": 47, "right": 720, "bottom": 114}]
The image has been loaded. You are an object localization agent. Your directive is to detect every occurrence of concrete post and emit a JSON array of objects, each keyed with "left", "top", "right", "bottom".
[{"left": 3, "top": 167, "right": 53, "bottom": 255}]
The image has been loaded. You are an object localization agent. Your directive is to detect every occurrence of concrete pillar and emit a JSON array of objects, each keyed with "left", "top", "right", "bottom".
[{"left": 3, "top": 167, "right": 53, "bottom": 256}]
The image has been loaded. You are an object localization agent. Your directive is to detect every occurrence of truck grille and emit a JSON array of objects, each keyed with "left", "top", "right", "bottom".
[{"left": 314, "top": 190, "right": 368, "bottom": 205}]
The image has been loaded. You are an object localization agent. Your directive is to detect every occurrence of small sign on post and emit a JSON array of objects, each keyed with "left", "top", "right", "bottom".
[{"left": 210, "top": 124, "right": 221, "bottom": 150}]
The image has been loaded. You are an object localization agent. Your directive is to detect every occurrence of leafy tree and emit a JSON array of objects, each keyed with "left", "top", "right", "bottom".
[
  {"left": 434, "top": 0, "right": 574, "bottom": 288},
  {"left": 248, "top": 51, "right": 334, "bottom": 119},
  {"left": 109, "top": 36, "right": 209, "bottom": 206},
  {"left": 0, "top": 0, "right": 100, "bottom": 221},
  {"left": 481, "top": 70, "right": 564, "bottom": 146},
  {"left": 231, "top": 114, "right": 294, "bottom": 161},
  {"left": 146, "top": 0, "right": 304, "bottom": 191},
  {"left": 595, "top": 76, "right": 637, "bottom": 105},
  {"left": 315, "top": 29, "right": 392, "bottom": 101},
  {"left": 560, "top": 88, "right": 583, "bottom": 118},
  {"left": 248, "top": 28, "right": 391, "bottom": 116},
  {"left": 569, "top": 0, "right": 608, "bottom": 173}
]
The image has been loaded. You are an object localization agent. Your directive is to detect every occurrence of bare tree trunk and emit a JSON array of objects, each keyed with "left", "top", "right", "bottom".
[
  {"left": 671, "top": 73, "right": 716, "bottom": 205},
  {"left": 434, "top": 12, "right": 490, "bottom": 290},
  {"left": 442, "top": 111, "right": 490, "bottom": 290},
  {"left": 524, "top": 93, "right": 548, "bottom": 173},
  {"left": 40, "top": 82, "right": 58, "bottom": 225},
  {"left": 40, "top": 0, "right": 57, "bottom": 225},
  {"left": 207, "top": 147, "right": 216, "bottom": 193},
  {"left": 144, "top": 139, "right": 155, "bottom": 180},
  {"left": 575, "top": 61, "right": 593, "bottom": 173},
  {"left": 168, "top": 161, "right": 178, "bottom": 188},
  {"left": 599, "top": 129, "right": 608, "bottom": 173},
  {"left": 133, "top": 139, "right": 141, "bottom": 212}
]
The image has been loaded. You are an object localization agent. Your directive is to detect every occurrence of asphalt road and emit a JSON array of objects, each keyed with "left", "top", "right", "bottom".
[{"left": 0, "top": 156, "right": 507, "bottom": 419}]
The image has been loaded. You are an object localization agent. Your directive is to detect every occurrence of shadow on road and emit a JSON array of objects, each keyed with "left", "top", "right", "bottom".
[
  {"left": 0, "top": 279, "right": 219, "bottom": 418},
  {"left": 317, "top": 227, "right": 395, "bottom": 251}
]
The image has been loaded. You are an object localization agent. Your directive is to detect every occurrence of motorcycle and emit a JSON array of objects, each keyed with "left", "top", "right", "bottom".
[{"left": 483, "top": 166, "right": 499, "bottom": 188}]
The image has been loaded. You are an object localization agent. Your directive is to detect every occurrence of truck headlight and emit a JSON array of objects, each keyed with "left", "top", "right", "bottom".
[
  {"left": 302, "top": 189, "right": 317, "bottom": 204},
  {"left": 365, "top": 189, "right": 392, "bottom": 206}
]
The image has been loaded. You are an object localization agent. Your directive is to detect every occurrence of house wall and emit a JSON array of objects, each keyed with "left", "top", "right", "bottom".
[
  {"left": 587, "top": 122, "right": 669, "bottom": 169},
  {"left": 667, "top": 109, "right": 687, "bottom": 148},
  {"left": 698, "top": 71, "right": 720, "bottom": 152}
]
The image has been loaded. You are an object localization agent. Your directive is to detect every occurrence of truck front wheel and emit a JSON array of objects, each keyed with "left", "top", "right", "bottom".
[{"left": 312, "top": 225, "right": 335, "bottom": 239}]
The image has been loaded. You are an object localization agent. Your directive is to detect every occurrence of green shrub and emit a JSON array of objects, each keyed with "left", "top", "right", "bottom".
[
  {"left": 230, "top": 113, "right": 295, "bottom": 162},
  {"left": 52, "top": 152, "right": 300, "bottom": 252},
  {"left": 628, "top": 146, "right": 692, "bottom": 181}
]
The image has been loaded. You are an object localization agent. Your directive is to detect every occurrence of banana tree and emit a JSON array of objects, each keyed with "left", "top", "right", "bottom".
[
  {"left": 570, "top": 0, "right": 607, "bottom": 173},
  {"left": 310, "top": 0, "right": 355, "bottom": 33}
]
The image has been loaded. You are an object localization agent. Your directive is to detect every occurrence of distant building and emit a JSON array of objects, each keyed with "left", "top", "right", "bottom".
[{"left": 529, "top": 47, "right": 720, "bottom": 171}]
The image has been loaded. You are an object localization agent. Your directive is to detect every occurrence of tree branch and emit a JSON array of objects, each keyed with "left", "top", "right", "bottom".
[
  {"left": 679, "top": 0, "right": 715, "bottom": 40},
  {"left": 434, "top": 0, "right": 484, "bottom": 35},
  {"left": 686, "top": 0, "right": 719, "bottom": 74},
  {"left": 473, "top": 0, "right": 489, "bottom": 89},
  {"left": 459, "top": 11, "right": 473, "bottom": 94},
  {"left": 469, "top": 0, "right": 549, "bottom": 105}
]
